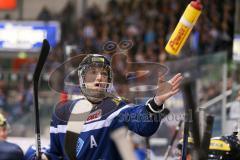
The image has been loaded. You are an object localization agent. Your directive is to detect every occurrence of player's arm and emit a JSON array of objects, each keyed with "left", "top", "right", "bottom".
[
  {"left": 116, "top": 73, "right": 183, "bottom": 136},
  {"left": 45, "top": 118, "right": 64, "bottom": 160},
  {"left": 117, "top": 102, "right": 168, "bottom": 137},
  {"left": 44, "top": 101, "right": 72, "bottom": 160},
  {"left": 25, "top": 100, "right": 77, "bottom": 160}
]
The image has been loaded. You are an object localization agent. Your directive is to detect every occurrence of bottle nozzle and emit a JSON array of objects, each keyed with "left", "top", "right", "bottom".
[{"left": 191, "top": 0, "right": 203, "bottom": 10}]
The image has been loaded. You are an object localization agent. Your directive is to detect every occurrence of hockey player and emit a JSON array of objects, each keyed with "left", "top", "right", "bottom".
[
  {"left": 28, "top": 54, "right": 183, "bottom": 160},
  {"left": 175, "top": 134, "right": 240, "bottom": 160},
  {"left": 0, "top": 113, "right": 24, "bottom": 160},
  {"left": 208, "top": 134, "right": 240, "bottom": 160}
]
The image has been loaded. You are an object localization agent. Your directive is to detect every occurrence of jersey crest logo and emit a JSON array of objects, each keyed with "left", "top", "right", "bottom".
[
  {"left": 86, "top": 109, "right": 102, "bottom": 123},
  {"left": 76, "top": 138, "right": 84, "bottom": 156}
]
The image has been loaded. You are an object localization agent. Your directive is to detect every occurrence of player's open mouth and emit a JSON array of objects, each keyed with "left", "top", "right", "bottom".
[
  {"left": 95, "top": 83, "right": 104, "bottom": 88},
  {"left": 95, "top": 83, "right": 100, "bottom": 87},
  {"left": 94, "top": 83, "right": 107, "bottom": 89}
]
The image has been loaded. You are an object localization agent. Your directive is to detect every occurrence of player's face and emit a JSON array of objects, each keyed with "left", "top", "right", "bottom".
[
  {"left": 0, "top": 126, "right": 7, "bottom": 140},
  {"left": 84, "top": 66, "right": 108, "bottom": 91}
]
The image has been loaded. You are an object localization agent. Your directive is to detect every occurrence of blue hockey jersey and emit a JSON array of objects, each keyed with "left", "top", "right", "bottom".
[
  {"left": 27, "top": 96, "right": 167, "bottom": 160},
  {"left": 0, "top": 141, "right": 24, "bottom": 160}
]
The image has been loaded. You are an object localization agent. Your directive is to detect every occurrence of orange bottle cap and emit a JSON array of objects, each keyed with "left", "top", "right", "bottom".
[{"left": 191, "top": 0, "right": 203, "bottom": 10}]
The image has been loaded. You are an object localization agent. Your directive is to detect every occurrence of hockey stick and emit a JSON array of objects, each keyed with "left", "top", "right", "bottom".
[
  {"left": 33, "top": 39, "right": 50, "bottom": 159},
  {"left": 182, "top": 81, "right": 201, "bottom": 160},
  {"left": 163, "top": 120, "right": 183, "bottom": 160},
  {"left": 145, "top": 137, "right": 151, "bottom": 160},
  {"left": 200, "top": 115, "right": 214, "bottom": 160}
]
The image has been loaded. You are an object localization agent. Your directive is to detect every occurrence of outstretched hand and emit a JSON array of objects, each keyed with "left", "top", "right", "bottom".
[{"left": 154, "top": 73, "right": 183, "bottom": 105}]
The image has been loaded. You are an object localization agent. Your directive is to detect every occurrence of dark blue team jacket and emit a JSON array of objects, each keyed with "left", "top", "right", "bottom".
[{"left": 0, "top": 140, "right": 24, "bottom": 160}]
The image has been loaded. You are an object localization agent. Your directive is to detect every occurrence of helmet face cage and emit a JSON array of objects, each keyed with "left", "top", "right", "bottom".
[
  {"left": 78, "top": 55, "right": 113, "bottom": 102},
  {"left": 79, "top": 64, "right": 112, "bottom": 88}
]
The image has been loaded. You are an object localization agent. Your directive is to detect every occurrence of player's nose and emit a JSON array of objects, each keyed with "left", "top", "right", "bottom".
[{"left": 95, "top": 72, "right": 103, "bottom": 81}]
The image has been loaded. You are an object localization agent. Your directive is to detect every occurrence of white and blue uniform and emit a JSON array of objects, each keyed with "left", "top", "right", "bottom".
[{"left": 26, "top": 96, "right": 168, "bottom": 160}]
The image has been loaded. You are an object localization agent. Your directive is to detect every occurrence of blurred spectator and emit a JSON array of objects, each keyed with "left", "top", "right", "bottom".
[
  {"left": 20, "top": 84, "right": 33, "bottom": 113},
  {"left": 12, "top": 52, "right": 34, "bottom": 73},
  {"left": 129, "top": 133, "right": 158, "bottom": 160},
  {"left": 0, "top": 81, "right": 7, "bottom": 112},
  {"left": 0, "top": 89, "right": 6, "bottom": 111},
  {"left": 3, "top": 14, "right": 11, "bottom": 20},
  {"left": 60, "top": 1, "right": 76, "bottom": 43},
  {"left": 37, "top": 6, "right": 52, "bottom": 21}
]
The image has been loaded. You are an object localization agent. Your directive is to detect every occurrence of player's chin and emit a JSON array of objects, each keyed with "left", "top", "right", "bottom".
[
  {"left": 90, "top": 88, "right": 106, "bottom": 98},
  {"left": 89, "top": 86, "right": 106, "bottom": 92},
  {"left": 92, "top": 87, "right": 104, "bottom": 91}
]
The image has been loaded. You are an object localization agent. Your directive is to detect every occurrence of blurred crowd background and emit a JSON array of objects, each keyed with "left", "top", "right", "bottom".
[
  {"left": 37, "top": 0, "right": 234, "bottom": 61},
  {"left": 0, "top": 0, "right": 240, "bottom": 158}
]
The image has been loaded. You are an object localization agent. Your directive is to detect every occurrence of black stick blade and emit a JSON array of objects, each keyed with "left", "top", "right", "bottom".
[{"left": 33, "top": 39, "right": 50, "bottom": 81}]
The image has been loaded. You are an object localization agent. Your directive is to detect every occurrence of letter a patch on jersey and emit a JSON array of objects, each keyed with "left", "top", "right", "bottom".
[{"left": 90, "top": 135, "right": 98, "bottom": 148}]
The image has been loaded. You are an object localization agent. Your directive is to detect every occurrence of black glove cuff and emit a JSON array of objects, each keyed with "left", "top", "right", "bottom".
[{"left": 146, "top": 98, "right": 164, "bottom": 114}]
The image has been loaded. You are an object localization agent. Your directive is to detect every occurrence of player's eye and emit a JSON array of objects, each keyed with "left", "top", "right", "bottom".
[
  {"left": 101, "top": 71, "right": 108, "bottom": 77},
  {"left": 89, "top": 69, "right": 97, "bottom": 74}
]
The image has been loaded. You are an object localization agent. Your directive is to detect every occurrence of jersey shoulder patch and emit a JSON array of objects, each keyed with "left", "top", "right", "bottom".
[{"left": 111, "top": 96, "right": 128, "bottom": 106}]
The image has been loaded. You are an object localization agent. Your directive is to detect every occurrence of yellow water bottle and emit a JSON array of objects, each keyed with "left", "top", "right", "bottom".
[{"left": 165, "top": 0, "right": 202, "bottom": 56}]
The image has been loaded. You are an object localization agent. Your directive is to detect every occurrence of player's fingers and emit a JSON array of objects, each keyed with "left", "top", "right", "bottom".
[
  {"left": 173, "top": 76, "right": 183, "bottom": 88},
  {"left": 171, "top": 88, "right": 180, "bottom": 96},
  {"left": 168, "top": 73, "right": 182, "bottom": 84},
  {"left": 172, "top": 83, "right": 180, "bottom": 91},
  {"left": 156, "top": 81, "right": 172, "bottom": 96},
  {"left": 171, "top": 75, "right": 183, "bottom": 86}
]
